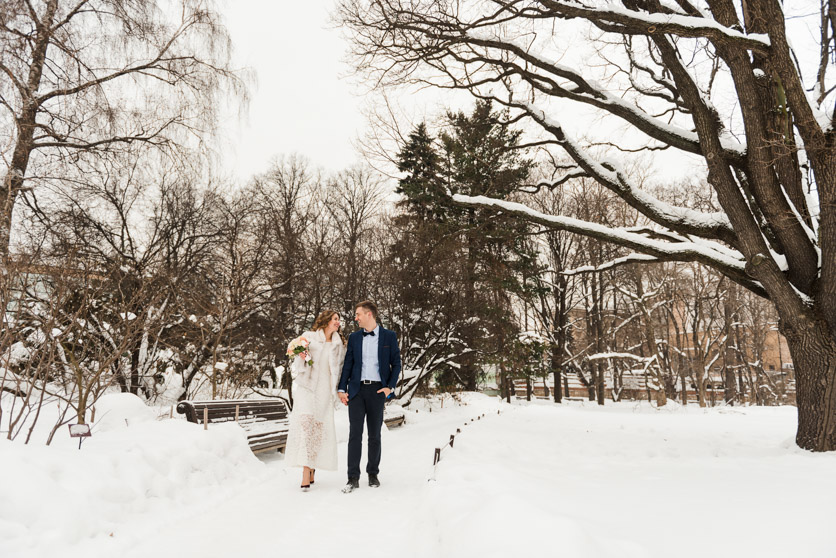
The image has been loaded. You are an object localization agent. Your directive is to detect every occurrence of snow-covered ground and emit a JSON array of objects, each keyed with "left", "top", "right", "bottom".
[{"left": 1, "top": 394, "right": 834, "bottom": 558}]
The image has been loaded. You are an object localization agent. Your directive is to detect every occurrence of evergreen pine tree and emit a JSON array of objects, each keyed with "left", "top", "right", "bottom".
[
  {"left": 393, "top": 101, "right": 546, "bottom": 391},
  {"left": 439, "top": 101, "right": 537, "bottom": 390},
  {"left": 396, "top": 123, "right": 445, "bottom": 221}
]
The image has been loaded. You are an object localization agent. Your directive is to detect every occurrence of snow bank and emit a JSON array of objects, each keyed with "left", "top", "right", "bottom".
[
  {"left": 417, "top": 399, "right": 836, "bottom": 558},
  {"left": 0, "top": 394, "right": 264, "bottom": 558},
  {"left": 93, "top": 392, "right": 157, "bottom": 431},
  {"left": 3, "top": 393, "right": 835, "bottom": 558}
]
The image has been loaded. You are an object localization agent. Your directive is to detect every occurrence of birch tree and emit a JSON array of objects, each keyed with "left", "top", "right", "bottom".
[
  {"left": 0, "top": 0, "right": 241, "bottom": 260},
  {"left": 339, "top": 0, "right": 836, "bottom": 451}
]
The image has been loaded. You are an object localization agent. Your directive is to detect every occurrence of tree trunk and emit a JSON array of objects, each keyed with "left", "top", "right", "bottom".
[
  {"left": 783, "top": 321, "right": 836, "bottom": 451},
  {"left": 722, "top": 284, "right": 739, "bottom": 405},
  {"left": 2, "top": 1, "right": 59, "bottom": 260},
  {"left": 500, "top": 361, "right": 511, "bottom": 403},
  {"left": 694, "top": 362, "right": 708, "bottom": 408},
  {"left": 585, "top": 368, "right": 596, "bottom": 401},
  {"left": 130, "top": 343, "right": 141, "bottom": 396},
  {"left": 724, "top": 367, "right": 738, "bottom": 405},
  {"left": 595, "top": 362, "right": 605, "bottom": 405},
  {"left": 591, "top": 272, "right": 606, "bottom": 406},
  {"left": 461, "top": 214, "right": 479, "bottom": 391},
  {"left": 551, "top": 344, "right": 563, "bottom": 403},
  {"left": 654, "top": 377, "right": 668, "bottom": 406},
  {"left": 690, "top": 305, "right": 708, "bottom": 408},
  {"left": 552, "top": 280, "right": 567, "bottom": 403},
  {"left": 668, "top": 308, "right": 688, "bottom": 405},
  {"left": 612, "top": 364, "right": 623, "bottom": 402}
]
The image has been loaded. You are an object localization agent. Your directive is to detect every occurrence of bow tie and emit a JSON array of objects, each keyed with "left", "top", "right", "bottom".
[{"left": 362, "top": 330, "right": 375, "bottom": 337}]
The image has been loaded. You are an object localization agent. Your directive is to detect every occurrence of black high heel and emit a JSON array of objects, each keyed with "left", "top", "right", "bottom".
[
  {"left": 310, "top": 469, "right": 316, "bottom": 485},
  {"left": 301, "top": 483, "right": 310, "bottom": 492}
]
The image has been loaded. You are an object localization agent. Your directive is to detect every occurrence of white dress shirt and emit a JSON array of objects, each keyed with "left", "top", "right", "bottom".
[{"left": 361, "top": 325, "right": 382, "bottom": 382}]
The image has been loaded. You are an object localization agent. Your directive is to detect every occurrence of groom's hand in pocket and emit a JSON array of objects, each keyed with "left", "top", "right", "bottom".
[{"left": 377, "top": 387, "right": 392, "bottom": 398}]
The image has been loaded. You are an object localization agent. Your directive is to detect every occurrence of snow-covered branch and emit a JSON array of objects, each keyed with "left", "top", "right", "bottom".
[
  {"left": 587, "top": 351, "right": 653, "bottom": 362},
  {"left": 537, "top": 1, "right": 771, "bottom": 52},
  {"left": 451, "top": 193, "right": 766, "bottom": 297},
  {"left": 562, "top": 253, "right": 659, "bottom": 276},
  {"left": 518, "top": 101, "right": 739, "bottom": 247}
]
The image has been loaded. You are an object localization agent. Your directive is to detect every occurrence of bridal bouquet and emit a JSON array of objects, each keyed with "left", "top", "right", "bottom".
[{"left": 287, "top": 336, "right": 313, "bottom": 366}]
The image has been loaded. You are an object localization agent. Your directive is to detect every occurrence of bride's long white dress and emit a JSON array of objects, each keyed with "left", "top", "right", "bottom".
[{"left": 284, "top": 329, "right": 344, "bottom": 470}]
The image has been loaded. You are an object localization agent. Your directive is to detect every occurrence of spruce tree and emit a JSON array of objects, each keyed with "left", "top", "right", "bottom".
[
  {"left": 396, "top": 123, "right": 444, "bottom": 221},
  {"left": 440, "top": 101, "right": 536, "bottom": 390},
  {"left": 395, "top": 101, "right": 542, "bottom": 391}
]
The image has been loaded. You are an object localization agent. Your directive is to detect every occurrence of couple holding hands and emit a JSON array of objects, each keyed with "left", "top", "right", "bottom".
[{"left": 284, "top": 300, "right": 401, "bottom": 493}]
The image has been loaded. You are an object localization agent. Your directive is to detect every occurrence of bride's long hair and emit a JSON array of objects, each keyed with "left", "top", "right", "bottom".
[{"left": 312, "top": 309, "right": 347, "bottom": 346}]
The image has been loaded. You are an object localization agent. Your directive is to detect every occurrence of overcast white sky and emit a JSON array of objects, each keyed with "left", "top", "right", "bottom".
[
  {"left": 219, "top": 1, "right": 366, "bottom": 180},
  {"left": 216, "top": 1, "right": 828, "bottom": 186}
]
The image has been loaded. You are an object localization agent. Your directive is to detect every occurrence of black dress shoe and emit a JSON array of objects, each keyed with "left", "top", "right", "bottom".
[
  {"left": 369, "top": 474, "right": 380, "bottom": 488},
  {"left": 342, "top": 478, "right": 360, "bottom": 493}
]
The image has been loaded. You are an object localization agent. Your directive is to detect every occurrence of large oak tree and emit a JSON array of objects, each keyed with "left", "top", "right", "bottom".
[{"left": 338, "top": 0, "right": 836, "bottom": 450}]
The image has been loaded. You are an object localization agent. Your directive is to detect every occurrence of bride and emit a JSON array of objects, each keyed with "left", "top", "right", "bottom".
[{"left": 284, "top": 310, "right": 346, "bottom": 490}]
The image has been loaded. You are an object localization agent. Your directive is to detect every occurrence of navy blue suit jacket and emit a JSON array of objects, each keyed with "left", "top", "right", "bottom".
[{"left": 338, "top": 327, "right": 402, "bottom": 400}]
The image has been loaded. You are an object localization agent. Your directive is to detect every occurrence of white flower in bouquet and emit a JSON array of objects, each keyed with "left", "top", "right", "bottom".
[{"left": 287, "top": 336, "right": 313, "bottom": 366}]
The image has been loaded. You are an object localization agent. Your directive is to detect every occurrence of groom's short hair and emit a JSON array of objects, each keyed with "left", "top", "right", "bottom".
[{"left": 355, "top": 300, "right": 379, "bottom": 320}]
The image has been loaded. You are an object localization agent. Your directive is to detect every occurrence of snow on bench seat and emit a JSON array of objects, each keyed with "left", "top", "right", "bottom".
[
  {"left": 177, "top": 398, "right": 406, "bottom": 455},
  {"left": 177, "top": 399, "right": 290, "bottom": 454}
]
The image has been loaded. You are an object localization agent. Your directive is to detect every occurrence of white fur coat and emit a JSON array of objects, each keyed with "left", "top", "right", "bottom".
[{"left": 284, "top": 329, "right": 345, "bottom": 470}]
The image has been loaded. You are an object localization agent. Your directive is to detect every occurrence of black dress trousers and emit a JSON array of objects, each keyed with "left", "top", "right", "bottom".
[{"left": 347, "top": 382, "right": 386, "bottom": 479}]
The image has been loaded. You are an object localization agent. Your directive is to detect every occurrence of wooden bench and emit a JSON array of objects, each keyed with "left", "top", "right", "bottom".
[
  {"left": 384, "top": 408, "right": 406, "bottom": 428},
  {"left": 177, "top": 398, "right": 406, "bottom": 454},
  {"left": 177, "top": 398, "right": 290, "bottom": 454}
]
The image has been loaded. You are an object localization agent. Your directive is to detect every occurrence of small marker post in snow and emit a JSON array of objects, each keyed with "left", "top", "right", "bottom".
[{"left": 68, "top": 423, "right": 91, "bottom": 450}]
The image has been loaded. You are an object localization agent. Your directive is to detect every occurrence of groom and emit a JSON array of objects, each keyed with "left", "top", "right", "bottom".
[{"left": 338, "top": 300, "right": 401, "bottom": 493}]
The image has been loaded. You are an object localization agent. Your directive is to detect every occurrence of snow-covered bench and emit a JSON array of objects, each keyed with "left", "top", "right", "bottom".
[
  {"left": 384, "top": 404, "right": 406, "bottom": 428},
  {"left": 177, "top": 398, "right": 406, "bottom": 454},
  {"left": 177, "top": 398, "right": 290, "bottom": 454}
]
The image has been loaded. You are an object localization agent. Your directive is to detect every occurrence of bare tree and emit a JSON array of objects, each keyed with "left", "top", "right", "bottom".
[
  {"left": 668, "top": 262, "right": 725, "bottom": 406},
  {"left": 326, "top": 166, "right": 386, "bottom": 317},
  {"left": 23, "top": 151, "right": 232, "bottom": 400},
  {"left": 339, "top": 0, "right": 836, "bottom": 451},
  {"left": 186, "top": 191, "right": 273, "bottom": 400},
  {"left": 524, "top": 176, "right": 582, "bottom": 404},
  {"left": 1, "top": 251, "right": 149, "bottom": 444},
  {"left": 1, "top": 0, "right": 243, "bottom": 260}
]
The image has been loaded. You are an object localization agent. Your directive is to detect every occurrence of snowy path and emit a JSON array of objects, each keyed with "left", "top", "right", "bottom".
[
  {"left": 420, "top": 402, "right": 836, "bottom": 558},
  {"left": 121, "top": 398, "right": 835, "bottom": 558},
  {"left": 4, "top": 395, "right": 835, "bottom": 558},
  {"left": 116, "top": 399, "right": 499, "bottom": 558}
]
